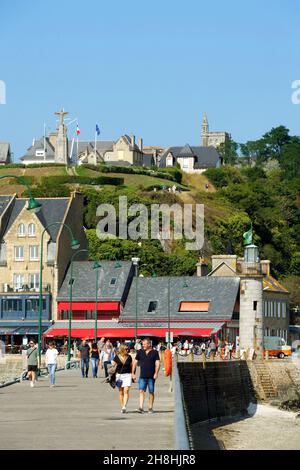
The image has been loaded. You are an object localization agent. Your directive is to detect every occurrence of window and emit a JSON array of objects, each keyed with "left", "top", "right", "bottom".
[
  {"left": 277, "top": 302, "right": 281, "bottom": 318},
  {"left": 35, "top": 150, "right": 45, "bottom": 157},
  {"left": 148, "top": 301, "right": 158, "bottom": 313},
  {"left": 2, "top": 299, "right": 22, "bottom": 312},
  {"left": 86, "top": 310, "right": 95, "bottom": 319},
  {"left": 29, "top": 245, "right": 39, "bottom": 260},
  {"left": 253, "top": 301, "right": 257, "bottom": 311},
  {"left": 26, "top": 299, "right": 46, "bottom": 312},
  {"left": 28, "top": 223, "right": 36, "bottom": 237},
  {"left": 13, "top": 273, "right": 24, "bottom": 290},
  {"left": 179, "top": 301, "right": 210, "bottom": 312},
  {"left": 166, "top": 155, "right": 173, "bottom": 167},
  {"left": 14, "top": 246, "right": 24, "bottom": 261},
  {"left": 18, "top": 224, "right": 25, "bottom": 237},
  {"left": 29, "top": 273, "right": 39, "bottom": 290},
  {"left": 110, "top": 278, "right": 117, "bottom": 286},
  {"left": 182, "top": 159, "right": 189, "bottom": 169},
  {"left": 282, "top": 302, "right": 287, "bottom": 318}
]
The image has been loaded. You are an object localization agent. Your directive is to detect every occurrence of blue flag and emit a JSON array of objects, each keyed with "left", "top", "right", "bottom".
[{"left": 96, "top": 124, "right": 100, "bottom": 136}]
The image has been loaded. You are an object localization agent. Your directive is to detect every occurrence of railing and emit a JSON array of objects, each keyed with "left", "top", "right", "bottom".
[
  {"left": 0, "top": 283, "right": 51, "bottom": 293},
  {"left": 173, "top": 357, "right": 191, "bottom": 450}
]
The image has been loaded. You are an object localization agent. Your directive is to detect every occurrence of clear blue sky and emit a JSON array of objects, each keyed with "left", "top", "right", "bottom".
[{"left": 1, "top": 0, "right": 300, "bottom": 160}]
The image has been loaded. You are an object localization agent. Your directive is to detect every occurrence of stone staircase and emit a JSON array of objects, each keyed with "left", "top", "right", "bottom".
[{"left": 252, "top": 361, "right": 278, "bottom": 400}]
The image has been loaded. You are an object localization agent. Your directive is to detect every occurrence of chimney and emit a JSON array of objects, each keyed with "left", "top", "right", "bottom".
[
  {"left": 196, "top": 258, "right": 208, "bottom": 277},
  {"left": 260, "top": 260, "right": 270, "bottom": 276},
  {"left": 139, "top": 138, "right": 143, "bottom": 152},
  {"left": 131, "top": 134, "right": 135, "bottom": 147}
]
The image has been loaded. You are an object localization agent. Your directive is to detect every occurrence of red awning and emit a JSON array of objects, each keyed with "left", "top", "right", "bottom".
[
  {"left": 43, "top": 327, "right": 217, "bottom": 339},
  {"left": 58, "top": 301, "right": 120, "bottom": 312}
]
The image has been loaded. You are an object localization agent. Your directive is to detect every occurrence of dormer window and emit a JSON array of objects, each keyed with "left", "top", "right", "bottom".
[
  {"left": 166, "top": 154, "right": 173, "bottom": 167},
  {"left": 18, "top": 223, "right": 25, "bottom": 237},
  {"left": 179, "top": 301, "right": 210, "bottom": 312},
  {"left": 110, "top": 278, "right": 117, "bottom": 286},
  {"left": 148, "top": 301, "right": 158, "bottom": 313}
]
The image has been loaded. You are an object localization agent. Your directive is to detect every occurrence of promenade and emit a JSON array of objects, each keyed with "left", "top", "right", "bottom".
[{"left": 0, "top": 368, "right": 174, "bottom": 450}]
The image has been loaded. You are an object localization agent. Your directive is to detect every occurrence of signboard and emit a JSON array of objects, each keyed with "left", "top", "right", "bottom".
[{"left": 165, "top": 332, "right": 173, "bottom": 343}]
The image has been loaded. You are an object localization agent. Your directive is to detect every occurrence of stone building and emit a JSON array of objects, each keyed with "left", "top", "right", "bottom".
[
  {"left": 201, "top": 112, "right": 231, "bottom": 148},
  {"left": 207, "top": 246, "right": 290, "bottom": 355},
  {"left": 21, "top": 109, "right": 70, "bottom": 165},
  {"left": 159, "top": 144, "right": 223, "bottom": 173},
  {"left": 0, "top": 192, "right": 87, "bottom": 346},
  {"left": 0, "top": 142, "right": 12, "bottom": 165}
]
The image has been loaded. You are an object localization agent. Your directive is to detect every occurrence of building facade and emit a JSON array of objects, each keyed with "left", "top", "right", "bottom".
[
  {"left": 201, "top": 112, "right": 231, "bottom": 148},
  {"left": 0, "top": 192, "right": 87, "bottom": 346},
  {"left": 159, "top": 144, "right": 223, "bottom": 173},
  {"left": 0, "top": 142, "right": 12, "bottom": 165}
]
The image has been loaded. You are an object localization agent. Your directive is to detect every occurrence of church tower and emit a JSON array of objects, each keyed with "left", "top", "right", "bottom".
[
  {"left": 201, "top": 112, "right": 209, "bottom": 146},
  {"left": 54, "top": 109, "right": 68, "bottom": 164}
]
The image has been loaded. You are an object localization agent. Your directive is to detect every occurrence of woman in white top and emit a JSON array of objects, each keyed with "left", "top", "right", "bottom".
[{"left": 45, "top": 341, "right": 59, "bottom": 387}]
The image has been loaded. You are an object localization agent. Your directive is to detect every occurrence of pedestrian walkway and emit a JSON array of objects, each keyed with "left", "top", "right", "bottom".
[{"left": 0, "top": 369, "right": 174, "bottom": 450}]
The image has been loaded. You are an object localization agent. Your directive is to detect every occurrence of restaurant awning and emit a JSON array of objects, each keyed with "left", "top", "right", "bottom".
[
  {"left": 58, "top": 301, "right": 120, "bottom": 312},
  {"left": 43, "top": 323, "right": 225, "bottom": 339}
]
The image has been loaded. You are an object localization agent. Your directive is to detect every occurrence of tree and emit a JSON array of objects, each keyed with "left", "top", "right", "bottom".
[{"left": 217, "top": 139, "right": 239, "bottom": 165}]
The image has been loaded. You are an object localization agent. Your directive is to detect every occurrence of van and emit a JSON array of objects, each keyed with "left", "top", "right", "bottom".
[{"left": 264, "top": 336, "right": 291, "bottom": 359}]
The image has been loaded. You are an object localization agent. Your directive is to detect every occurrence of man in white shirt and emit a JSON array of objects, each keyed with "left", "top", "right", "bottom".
[{"left": 45, "top": 342, "right": 59, "bottom": 388}]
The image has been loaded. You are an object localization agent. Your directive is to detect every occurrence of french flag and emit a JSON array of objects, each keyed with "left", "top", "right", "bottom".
[{"left": 76, "top": 124, "right": 81, "bottom": 136}]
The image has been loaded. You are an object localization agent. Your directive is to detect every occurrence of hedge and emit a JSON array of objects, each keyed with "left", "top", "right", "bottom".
[
  {"left": 41, "top": 175, "right": 124, "bottom": 186},
  {"left": 82, "top": 163, "right": 182, "bottom": 183}
]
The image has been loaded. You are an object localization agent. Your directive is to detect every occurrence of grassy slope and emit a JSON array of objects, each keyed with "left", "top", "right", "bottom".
[{"left": 0, "top": 165, "right": 237, "bottom": 227}]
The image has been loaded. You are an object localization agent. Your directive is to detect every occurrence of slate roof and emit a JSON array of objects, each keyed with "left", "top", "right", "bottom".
[
  {"left": 45, "top": 319, "right": 224, "bottom": 335},
  {"left": 77, "top": 140, "right": 114, "bottom": 155},
  {"left": 142, "top": 153, "right": 155, "bottom": 167},
  {"left": 3, "top": 198, "right": 69, "bottom": 241},
  {"left": 121, "top": 276, "right": 240, "bottom": 321},
  {"left": 159, "top": 145, "right": 221, "bottom": 168},
  {"left": 0, "top": 196, "right": 13, "bottom": 217},
  {"left": 57, "top": 261, "right": 135, "bottom": 302},
  {"left": 0, "top": 142, "right": 11, "bottom": 163},
  {"left": 20, "top": 137, "right": 55, "bottom": 161},
  {"left": 263, "top": 275, "right": 289, "bottom": 293}
]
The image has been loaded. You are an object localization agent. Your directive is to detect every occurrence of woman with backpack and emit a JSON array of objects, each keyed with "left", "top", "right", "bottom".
[{"left": 110, "top": 343, "right": 133, "bottom": 413}]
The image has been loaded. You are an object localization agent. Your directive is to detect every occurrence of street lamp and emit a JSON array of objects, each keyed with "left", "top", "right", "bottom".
[
  {"left": 132, "top": 257, "right": 140, "bottom": 341},
  {"left": 38, "top": 222, "right": 80, "bottom": 364},
  {"left": 67, "top": 249, "right": 88, "bottom": 365},
  {"left": 0, "top": 174, "right": 42, "bottom": 213},
  {"left": 92, "top": 261, "right": 101, "bottom": 343}
]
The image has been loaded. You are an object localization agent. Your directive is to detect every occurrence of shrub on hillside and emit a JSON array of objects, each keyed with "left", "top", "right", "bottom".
[{"left": 204, "top": 167, "right": 245, "bottom": 188}]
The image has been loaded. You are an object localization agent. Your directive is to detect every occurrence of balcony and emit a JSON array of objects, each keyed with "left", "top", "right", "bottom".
[{"left": 0, "top": 283, "right": 52, "bottom": 294}]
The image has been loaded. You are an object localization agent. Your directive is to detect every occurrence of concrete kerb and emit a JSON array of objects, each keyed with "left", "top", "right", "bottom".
[{"left": 173, "top": 357, "right": 190, "bottom": 450}]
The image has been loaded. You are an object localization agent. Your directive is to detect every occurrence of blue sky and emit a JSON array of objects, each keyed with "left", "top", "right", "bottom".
[{"left": 1, "top": 0, "right": 300, "bottom": 160}]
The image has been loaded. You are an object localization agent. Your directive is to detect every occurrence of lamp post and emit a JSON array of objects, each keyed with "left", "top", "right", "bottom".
[
  {"left": 0, "top": 175, "right": 42, "bottom": 212},
  {"left": 92, "top": 261, "right": 101, "bottom": 343},
  {"left": 38, "top": 222, "right": 80, "bottom": 365},
  {"left": 67, "top": 249, "right": 88, "bottom": 365},
  {"left": 167, "top": 277, "right": 171, "bottom": 349},
  {"left": 131, "top": 257, "right": 140, "bottom": 341}
]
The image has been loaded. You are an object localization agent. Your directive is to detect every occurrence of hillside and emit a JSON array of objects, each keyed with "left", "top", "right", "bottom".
[{"left": 0, "top": 162, "right": 299, "bottom": 319}]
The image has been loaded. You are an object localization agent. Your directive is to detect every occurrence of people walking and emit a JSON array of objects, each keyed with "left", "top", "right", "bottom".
[
  {"left": 90, "top": 342, "right": 100, "bottom": 378},
  {"left": 100, "top": 341, "right": 115, "bottom": 377},
  {"left": 45, "top": 341, "right": 59, "bottom": 387},
  {"left": 78, "top": 339, "right": 90, "bottom": 378},
  {"left": 111, "top": 343, "right": 133, "bottom": 413},
  {"left": 183, "top": 339, "right": 190, "bottom": 355},
  {"left": 97, "top": 337, "right": 105, "bottom": 352},
  {"left": 26, "top": 339, "right": 39, "bottom": 388},
  {"left": 209, "top": 339, "right": 216, "bottom": 359},
  {"left": 132, "top": 337, "right": 160, "bottom": 414}
]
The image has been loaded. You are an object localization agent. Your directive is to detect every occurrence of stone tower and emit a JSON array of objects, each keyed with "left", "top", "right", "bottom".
[
  {"left": 239, "top": 245, "right": 264, "bottom": 358},
  {"left": 54, "top": 109, "right": 68, "bottom": 164},
  {"left": 201, "top": 112, "right": 209, "bottom": 146}
]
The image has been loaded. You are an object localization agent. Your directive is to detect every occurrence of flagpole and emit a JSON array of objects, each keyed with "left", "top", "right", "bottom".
[
  {"left": 76, "top": 121, "right": 79, "bottom": 166},
  {"left": 43, "top": 122, "right": 46, "bottom": 161},
  {"left": 94, "top": 129, "right": 97, "bottom": 166}
]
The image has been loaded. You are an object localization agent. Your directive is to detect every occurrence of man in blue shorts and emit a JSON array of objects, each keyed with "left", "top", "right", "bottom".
[{"left": 132, "top": 337, "right": 160, "bottom": 413}]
